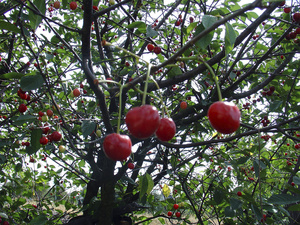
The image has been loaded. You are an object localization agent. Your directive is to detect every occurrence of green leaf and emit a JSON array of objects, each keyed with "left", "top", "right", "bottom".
[
  {"left": 20, "top": 74, "right": 44, "bottom": 91},
  {"left": 167, "top": 66, "right": 182, "bottom": 78},
  {"left": 214, "top": 188, "right": 224, "bottom": 204},
  {"left": 0, "top": 21, "right": 21, "bottom": 34},
  {"left": 194, "top": 24, "right": 214, "bottom": 49},
  {"left": 186, "top": 22, "right": 198, "bottom": 35},
  {"left": 251, "top": 204, "right": 262, "bottom": 220},
  {"left": 202, "top": 15, "right": 217, "bottom": 29},
  {"left": 29, "top": 214, "right": 48, "bottom": 225},
  {"left": 269, "top": 100, "right": 283, "bottom": 112},
  {"left": 13, "top": 115, "right": 37, "bottom": 126},
  {"left": 127, "top": 21, "right": 146, "bottom": 29},
  {"left": 0, "top": 72, "right": 25, "bottom": 79},
  {"left": 287, "top": 204, "right": 300, "bottom": 211},
  {"left": 225, "top": 22, "right": 237, "bottom": 55},
  {"left": 139, "top": 173, "right": 154, "bottom": 199},
  {"left": 224, "top": 206, "right": 235, "bottom": 217},
  {"left": 28, "top": 129, "right": 43, "bottom": 155},
  {"left": 28, "top": 0, "right": 46, "bottom": 30},
  {"left": 235, "top": 156, "right": 249, "bottom": 165},
  {"left": 293, "top": 176, "right": 300, "bottom": 185},
  {"left": 230, "top": 198, "right": 243, "bottom": 210},
  {"left": 78, "top": 159, "right": 85, "bottom": 167},
  {"left": 146, "top": 25, "right": 158, "bottom": 37},
  {"left": 268, "top": 194, "right": 300, "bottom": 205},
  {"left": 81, "top": 120, "right": 96, "bottom": 138}
]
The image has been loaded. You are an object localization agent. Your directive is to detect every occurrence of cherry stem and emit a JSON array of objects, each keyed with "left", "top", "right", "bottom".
[
  {"left": 197, "top": 56, "right": 222, "bottom": 102},
  {"left": 116, "top": 84, "right": 124, "bottom": 134},
  {"left": 142, "top": 63, "right": 152, "bottom": 105},
  {"left": 150, "top": 77, "right": 170, "bottom": 118}
]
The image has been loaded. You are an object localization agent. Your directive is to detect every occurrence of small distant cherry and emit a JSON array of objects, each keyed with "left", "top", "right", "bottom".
[
  {"left": 237, "top": 191, "right": 242, "bottom": 196},
  {"left": 180, "top": 101, "right": 187, "bottom": 110},
  {"left": 128, "top": 162, "right": 135, "bottom": 169},
  {"left": 175, "top": 212, "right": 181, "bottom": 218},
  {"left": 173, "top": 204, "right": 179, "bottom": 210},
  {"left": 147, "top": 44, "right": 154, "bottom": 52},
  {"left": 153, "top": 46, "right": 161, "bottom": 54},
  {"left": 167, "top": 211, "right": 173, "bottom": 217},
  {"left": 70, "top": 1, "right": 77, "bottom": 10}
]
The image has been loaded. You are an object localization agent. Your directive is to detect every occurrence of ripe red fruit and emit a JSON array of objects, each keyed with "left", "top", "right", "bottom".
[
  {"left": 53, "top": 1, "right": 60, "bottom": 9},
  {"left": 173, "top": 204, "right": 179, "bottom": 210},
  {"left": 293, "top": 13, "right": 300, "bottom": 22},
  {"left": 147, "top": 44, "right": 154, "bottom": 52},
  {"left": 289, "top": 32, "right": 297, "bottom": 39},
  {"left": 167, "top": 211, "right": 173, "bottom": 217},
  {"left": 175, "top": 20, "right": 181, "bottom": 26},
  {"left": 189, "top": 17, "right": 194, "bottom": 23},
  {"left": 207, "top": 101, "right": 241, "bottom": 134},
  {"left": 40, "top": 136, "right": 48, "bottom": 145},
  {"left": 295, "top": 143, "right": 300, "bottom": 149},
  {"left": 3, "top": 221, "right": 9, "bottom": 225},
  {"left": 175, "top": 212, "right": 181, "bottom": 218},
  {"left": 70, "top": 1, "right": 77, "bottom": 10},
  {"left": 73, "top": 88, "right": 80, "bottom": 97},
  {"left": 38, "top": 111, "right": 44, "bottom": 117},
  {"left": 51, "top": 131, "right": 62, "bottom": 142},
  {"left": 46, "top": 109, "right": 53, "bottom": 117},
  {"left": 128, "top": 162, "right": 135, "bottom": 169},
  {"left": 93, "top": 5, "right": 98, "bottom": 11},
  {"left": 180, "top": 101, "right": 187, "bottom": 110},
  {"left": 237, "top": 191, "right": 242, "bottom": 196},
  {"left": 283, "top": 7, "right": 291, "bottom": 13},
  {"left": 296, "top": 28, "right": 300, "bottom": 34},
  {"left": 279, "top": 1, "right": 285, "bottom": 7},
  {"left": 0, "top": 56, "right": 2, "bottom": 62},
  {"left": 291, "top": 182, "right": 295, "bottom": 186},
  {"left": 125, "top": 62, "right": 130, "bottom": 67},
  {"left": 18, "top": 103, "right": 27, "bottom": 113},
  {"left": 155, "top": 118, "right": 176, "bottom": 142},
  {"left": 103, "top": 133, "right": 132, "bottom": 161},
  {"left": 153, "top": 46, "right": 162, "bottom": 54},
  {"left": 125, "top": 105, "right": 160, "bottom": 139}
]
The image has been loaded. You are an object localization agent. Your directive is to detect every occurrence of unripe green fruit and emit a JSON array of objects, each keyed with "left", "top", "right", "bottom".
[
  {"left": 96, "top": 130, "right": 102, "bottom": 137},
  {"left": 109, "top": 0, "right": 115, "bottom": 5},
  {"left": 41, "top": 115, "right": 48, "bottom": 122},
  {"left": 59, "top": 145, "right": 65, "bottom": 153}
]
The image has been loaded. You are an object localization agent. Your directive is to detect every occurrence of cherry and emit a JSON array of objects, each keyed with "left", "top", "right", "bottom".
[
  {"left": 155, "top": 118, "right": 176, "bottom": 141},
  {"left": 153, "top": 46, "right": 161, "bottom": 54},
  {"left": 18, "top": 103, "right": 27, "bottom": 113},
  {"left": 207, "top": 101, "right": 240, "bottom": 134},
  {"left": 175, "top": 212, "right": 181, "bottom": 218},
  {"left": 3, "top": 221, "right": 9, "bottom": 225},
  {"left": 38, "top": 111, "right": 44, "bottom": 117},
  {"left": 93, "top": 5, "right": 98, "bottom": 11},
  {"left": 167, "top": 211, "right": 173, "bottom": 217},
  {"left": 128, "top": 162, "right": 135, "bottom": 169},
  {"left": 46, "top": 109, "right": 53, "bottom": 117},
  {"left": 80, "top": 83, "right": 84, "bottom": 88},
  {"left": 173, "top": 203, "right": 179, "bottom": 210},
  {"left": 125, "top": 105, "right": 160, "bottom": 139},
  {"left": 283, "top": 7, "right": 291, "bottom": 13},
  {"left": 293, "top": 13, "right": 300, "bottom": 22},
  {"left": 147, "top": 44, "right": 154, "bottom": 52},
  {"left": 125, "top": 62, "right": 130, "bottom": 67},
  {"left": 53, "top": 1, "right": 60, "bottom": 9},
  {"left": 296, "top": 28, "right": 300, "bottom": 35},
  {"left": 189, "top": 17, "right": 194, "bottom": 23},
  {"left": 237, "top": 191, "right": 242, "bottom": 196},
  {"left": 70, "top": 1, "right": 77, "bottom": 10},
  {"left": 103, "top": 133, "right": 132, "bottom": 161},
  {"left": 51, "top": 131, "right": 62, "bottom": 142},
  {"left": 40, "top": 136, "right": 48, "bottom": 145},
  {"left": 73, "top": 88, "right": 80, "bottom": 97},
  {"left": 180, "top": 101, "right": 187, "bottom": 110},
  {"left": 291, "top": 182, "right": 295, "bottom": 186}
]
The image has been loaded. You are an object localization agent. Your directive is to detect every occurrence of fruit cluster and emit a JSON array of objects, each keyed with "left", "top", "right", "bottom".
[{"left": 103, "top": 105, "right": 176, "bottom": 161}]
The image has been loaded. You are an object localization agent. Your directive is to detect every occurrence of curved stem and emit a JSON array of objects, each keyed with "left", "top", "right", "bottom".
[
  {"left": 117, "top": 85, "right": 124, "bottom": 134},
  {"left": 197, "top": 56, "right": 222, "bottom": 101},
  {"left": 142, "top": 63, "right": 152, "bottom": 105}
]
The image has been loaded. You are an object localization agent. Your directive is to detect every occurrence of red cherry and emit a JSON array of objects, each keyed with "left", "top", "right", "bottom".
[
  {"left": 3, "top": 221, "right": 9, "bottom": 225},
  {"left": 147, "top": 44, "right": 154, "bottom": 52},
  {"left": 125, "top": 105, "right": 160, "bottom": 139},
  {"left": 53, "top": 1, "right": 60, "bottom": 9},
  {"left": 173, "top": 204, "right": 179, "bottom": 210},
  {"left": 237, "top": 191, "right": 242, "bottom": 196},
  {"left": 175, "top": 20, "right": 181, "bottom": 26},
  {"left": 51, "top": 131, "right": 62, "bottom": 142},
  {"left": 70, "top": 1, "right": 77, "bottom": 10},
  {"left": 283, "top": 7, "right": 291, "bottom": 13},
  {"left": 103, "top": 133, "right": 132, "bottom": 161},
  {"left": 80, "top": 83, "right": 84, "bottom": 88},
  {"left": 289, "top": 32, "right": 297, "bottom": 39},
  {"left": 175, "top": 212, "right": 181, "bottom": 218},
  {"left": 93, "top": 5, "right": 98, "bottom": 11},
  {"left": 279, "top": 1, "right": 285, "bottom": 7},
  {"left": 293, "top": 13, "right": 300, "bottom": 22},
  {"left": 125, "top": 62, "right": 130, "bottom": 67},
  {"left": 207, "top": 101, "right": 241, "bottom": 134},
  {"left": 42, "top": 126, "right": 50, "bottom": 134},
  {"left": 38, "top": 111, "right": 44, "bottom": 117},
  {"left": 296, "top": 28, "right": 300, "bottom": 35},
  {"left": 40, "top": 136, "right": 48, "bottom": 145},
  {"left": 153, "top": 46, "right": 161, "bottom": 54},
  {"left": 73, "top": 88, "right": 80, "bottom": 97},
  {"left": 167, "top": 211, "right": 173, "bottom": 217},
  {"left": 291, "top": 182, "right": 295, "bottom": 186},
  {"left": 128, "top": 162, "right": 135, "bottom": 169},
  {"left": 180, "top": 101, "right": 187, "bottom": 110},
  {"left": 189, "top": 17, "right": 194, "bottom": 23},
  {"left": 46, "top": 109, "right": 53, "bottom": 117},
  {"left": 155, "top": 118, "right": 176, "bottom": 141},
  {"left": 18, "top": 103, "right": 27, "bottom": 113}
]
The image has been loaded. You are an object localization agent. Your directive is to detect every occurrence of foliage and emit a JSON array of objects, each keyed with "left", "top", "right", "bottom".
[{"left": 0, "top": 0, "right": 300, "bottom": 224}]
